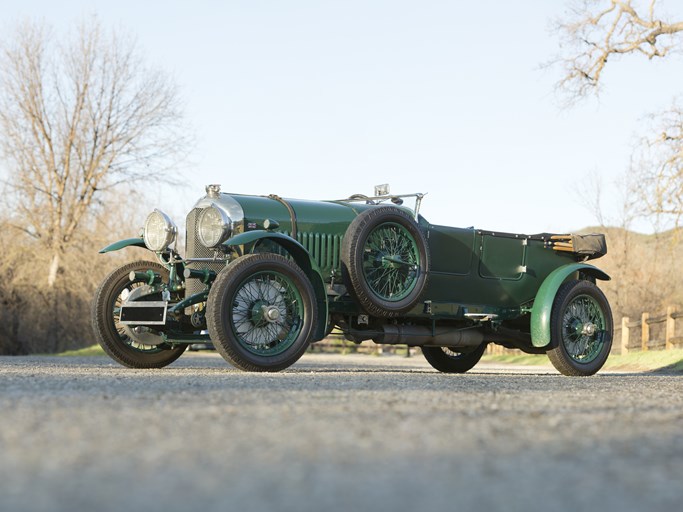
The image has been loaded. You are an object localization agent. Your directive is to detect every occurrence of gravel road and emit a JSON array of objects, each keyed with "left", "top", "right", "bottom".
[{"left": 1, "top": 352, "right": 682, "bottom": 512}]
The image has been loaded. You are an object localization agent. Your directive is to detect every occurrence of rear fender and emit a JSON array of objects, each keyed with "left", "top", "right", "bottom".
[
  {"left": 224, "top": 231, "right": 329, "bottom": 341},
  {"left": 530, "top": 263, "right": 610, "bottom": 348}
]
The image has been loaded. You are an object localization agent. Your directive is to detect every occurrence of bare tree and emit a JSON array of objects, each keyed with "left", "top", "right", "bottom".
[
  {"left": 553, "top": 0, "right": 683, "bottom": 101},
  {"left": 0, "top": 18, "right": 187, "bottom": 287},
  {"left": 0, "top": 18, "right": 188, "bottom": 352},
  {"left": 630, "top": 103, "right": 683, "bottom": 228},
  {"left": 551, "top": 1, "right": 683, "bottom": 227},
  {"left": 549, "top": 2, "right": 683, "bottom": 325}
]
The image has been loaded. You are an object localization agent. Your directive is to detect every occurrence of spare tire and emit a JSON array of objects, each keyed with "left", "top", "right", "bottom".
[{"left": 341, "top": 206, "right": 430, "bottom": 317}]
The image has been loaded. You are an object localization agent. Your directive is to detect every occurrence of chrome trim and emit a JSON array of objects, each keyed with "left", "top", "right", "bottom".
[
  {"left": 206, "top": 184, "right": 221, "bottom": 198},
  {"left": 331, "top": 192, "right": 426, "bottom": 219},
  {"left": 184, "top": 188, "right": 243, "bottom": 303},
  {"left": 197, "top": 204, "right": 232, "bottom": 247},
  {"left": 143, "top": 209, "right": 178, "bottom": 252},
  {"left": 190, "top": 190, "right": 245, "bottom": 227}
]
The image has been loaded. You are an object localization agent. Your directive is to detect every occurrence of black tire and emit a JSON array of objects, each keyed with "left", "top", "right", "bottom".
[
  {"left": 206, "top": 253, "right": 318, "bottom": 372},
  {"left": 422, "top": 344, "right": 487, "bottom": 373},
  {"left": 547, "top": 280, "right": 613, "bottom": 376},
  {"left": 92, "top": 261, "right": 186, "bottom": 368},
  {"left": 341, "top": 206, "right": 430, "bottom": 317}
]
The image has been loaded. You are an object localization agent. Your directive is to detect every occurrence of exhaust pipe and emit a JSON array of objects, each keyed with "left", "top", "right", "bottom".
[{"left": 372, "top": 325, "right": 484, "bottom": 347}]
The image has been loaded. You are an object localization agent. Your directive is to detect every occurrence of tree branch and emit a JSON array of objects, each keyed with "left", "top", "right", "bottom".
[{"left": 550, "top": 0, "right": 683, "bottom": 103}]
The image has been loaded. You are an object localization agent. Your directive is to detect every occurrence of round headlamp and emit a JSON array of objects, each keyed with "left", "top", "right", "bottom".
[
  {"left": 197, "top": 205, "right": 232, "bottom": 248},
  {"left": 143, "top": 209, "right": 177, "bottom": 252}
]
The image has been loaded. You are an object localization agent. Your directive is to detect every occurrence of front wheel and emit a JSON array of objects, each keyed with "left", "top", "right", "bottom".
[
  {"left": 547, "top": 280, "right": 613, "bottom": 376},
  {"left": 206, "top": 253, "right": 318, "bottom": 372},
  {"left": 422, "top": 343, "right": 487, "bottom": 373},
  {"left": 92, "top": 261, "right": 187, "bottom": 368}
]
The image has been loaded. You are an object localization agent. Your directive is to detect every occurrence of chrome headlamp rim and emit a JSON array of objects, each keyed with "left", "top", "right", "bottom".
[
  {"left": 197, "top": 204, "right": 232, "bottom": 248},
  {"left": 143, "top": 209, "right": 178, "bottom": 252}
]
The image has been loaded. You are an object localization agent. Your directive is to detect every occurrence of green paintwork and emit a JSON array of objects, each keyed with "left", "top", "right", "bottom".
[
  {"left": 99, "top": 237, "right": 146, "bottom": 254},
  {"left": 183, "top": 268, "right": 216, "bottom": 284},
  {"left": 131, "top": 270, "right": 162, "bottom": 286},
  {"left": 99, "top": 189, "right": 612, "bottom": 355},
  {"left": 212, "top": 196, "right": 611, "bottom": 342},
  {"left": 530, "top": 263, "right": 610, "bottom": 347},
  {"left": 162, "top": 332, "right": 212, "bottom": 343},
  {"left": 223, "top": 230, "right": 312, "bottom": 252},
  {"left": 227, "top": 195, "right": 371, "bottom": 279},
  {"left": 420, "top": 227, "right": 577, "bottom": 312},
  {"left": 168, "top": 290, "right": 209, "bottom": 314}
]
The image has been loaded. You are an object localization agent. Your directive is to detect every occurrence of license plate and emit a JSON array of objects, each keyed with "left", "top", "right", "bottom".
[{"left": 120, "top": 301, "right": 168, "bottom": 325}]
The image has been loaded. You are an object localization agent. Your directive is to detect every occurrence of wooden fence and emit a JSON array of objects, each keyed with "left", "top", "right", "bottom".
[
  {"left": 487, "top": 306, "right": 683, "bottom": 356},
  {"left": 618, "top": 306, "right": 683, "bottom": 354}
]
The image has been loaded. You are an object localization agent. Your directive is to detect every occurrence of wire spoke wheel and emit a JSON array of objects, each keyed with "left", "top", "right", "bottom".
[
  {"left": 561, "top": 294, "right": 607, "bottom": 364},
  {"left": 548, "top": 280, "right": 613, "bottom": 376},
  {"left": 230, "top": 271, "right": 304, "bottom": 356},
  {"left": 342, "top": 207, "right": 430, "bottom": 317},
  {"left": 363, "top": 223, "right": 420, "bottom": 302},
  {"left": 92, "top": 260, "right": 186, "bottom": 369},
  {"left": 207, "top": 253, "right": 318, "bottom": 372}
]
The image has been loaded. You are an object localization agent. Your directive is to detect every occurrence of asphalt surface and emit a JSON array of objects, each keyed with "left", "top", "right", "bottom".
[{"left": 1, "top": 352, "right": 682, "bottom": 512}]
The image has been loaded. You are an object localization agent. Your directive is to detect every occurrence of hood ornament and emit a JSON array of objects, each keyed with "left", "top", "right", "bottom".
[{"left": 206, "top": 184, "right": 221, "bottom": 198}]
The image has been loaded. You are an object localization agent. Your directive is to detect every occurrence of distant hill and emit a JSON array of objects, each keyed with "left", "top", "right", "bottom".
[{"left": 574, "top": 226, "right": 683, "bottom": 321}]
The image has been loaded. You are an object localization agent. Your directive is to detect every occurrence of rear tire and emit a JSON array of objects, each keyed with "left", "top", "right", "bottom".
[
  {"left": 422, "top": 344, "right": 487, "bottom": 373},
  {"left": 547, "top": 280, "right": 613, "bottom": 376}
]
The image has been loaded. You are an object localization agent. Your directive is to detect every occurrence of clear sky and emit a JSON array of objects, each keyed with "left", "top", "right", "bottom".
[{"left": 2, "top": 0, "right": 681, "bottom": 234}]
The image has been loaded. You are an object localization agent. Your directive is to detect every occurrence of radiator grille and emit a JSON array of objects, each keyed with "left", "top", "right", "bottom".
[{"left": 185, "top": 208, "right": 227, "bottom": 300}]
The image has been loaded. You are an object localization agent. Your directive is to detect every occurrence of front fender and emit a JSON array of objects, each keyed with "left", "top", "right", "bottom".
[
  {"left": 530, "top": 263, "right": 610, "bottom": 348},
  {"left": 99, "top": 237, "right": 146, "bottom": 254},
  {"left": 224, "top": 231, "right": 329, "bottom": 341}
]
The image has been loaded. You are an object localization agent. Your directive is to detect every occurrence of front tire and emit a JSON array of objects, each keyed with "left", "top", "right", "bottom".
[
  {"left": 92, "top": 261, "right": 186, "bottom": 368},
  {"left": 206, "top": 253, "right": 318, "bottom": 372},
  {"left": 547, "top": 280, "right": 613, "bottom": 376},
  {"left": 422, "top": 344, "right": 487, "bottom": 373}
]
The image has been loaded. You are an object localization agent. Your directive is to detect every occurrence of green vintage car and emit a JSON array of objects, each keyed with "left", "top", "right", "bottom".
[{"left": 92, "top": 184, "right": 613, "bottom": 376}]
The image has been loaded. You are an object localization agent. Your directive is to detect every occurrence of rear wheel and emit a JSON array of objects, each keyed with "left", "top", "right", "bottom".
[
  {"left": 206, "top": 253, "right": 318, "bottom": 372},
  {"left": 422, "top": 344, "right": 487, "bottom": 373},
  {"left": 547, "top": 280, "right": 613, "bottom": 376},
  {"left": 92, "top": 261, "right": 186, "bottom": 368}
]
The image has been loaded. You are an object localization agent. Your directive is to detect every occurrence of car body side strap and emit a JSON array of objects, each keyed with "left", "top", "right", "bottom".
[{"left": 267, "top": 194, "right": 298, "bottom": 240}]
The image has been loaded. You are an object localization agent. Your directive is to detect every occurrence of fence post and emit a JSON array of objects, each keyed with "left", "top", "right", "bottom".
[
  {"left": 641, "top": 312, "right": 650, "bottom": 351},
  {"left": 666, "top": 306, "right": 676, "bottom": 351},
  {"left": 621, "top": 316, "right": 630, "bottom": 355}
]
